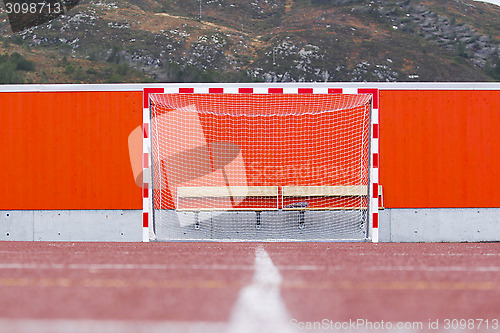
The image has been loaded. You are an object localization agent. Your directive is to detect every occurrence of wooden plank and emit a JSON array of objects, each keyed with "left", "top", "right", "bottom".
[
  {"left": 282, "top": 185, "right": 368, "bottom": 197},
  {"left": 177, "top": 186, "right": 278, "bottom": 198}
]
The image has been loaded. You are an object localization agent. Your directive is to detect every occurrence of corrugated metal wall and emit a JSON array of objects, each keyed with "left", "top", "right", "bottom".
[
  {"left": 380, "top": 89, "right": 500, "bottom": 208},
  {"left": 0, "top": 91, "right": 142, "bottom": 209},
  {"left": 1, "top": 86, "right": 499, "bottom": 210}
]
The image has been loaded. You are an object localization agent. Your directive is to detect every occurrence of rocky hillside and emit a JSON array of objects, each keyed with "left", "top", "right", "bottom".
[{"left": 0, "top": 0, "right": 499, "bottom": 83}]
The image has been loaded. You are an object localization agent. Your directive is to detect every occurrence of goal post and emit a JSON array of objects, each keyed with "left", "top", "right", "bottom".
[{"left": 143, "top": 86, "right": 379, "bottom": 242}]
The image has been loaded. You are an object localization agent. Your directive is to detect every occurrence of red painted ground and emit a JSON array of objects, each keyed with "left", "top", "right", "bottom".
[{"left": 0, "top": 242, "right": 499, "bottom": 331}]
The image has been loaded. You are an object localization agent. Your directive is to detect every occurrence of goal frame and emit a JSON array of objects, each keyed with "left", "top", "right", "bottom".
[{"left": 142, "top": 85, "right": 380, "bottom": 243}]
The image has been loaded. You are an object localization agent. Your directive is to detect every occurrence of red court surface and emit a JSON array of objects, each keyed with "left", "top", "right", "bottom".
[{"left": 0, "top": 242, "right": 499, "bottom": 332}]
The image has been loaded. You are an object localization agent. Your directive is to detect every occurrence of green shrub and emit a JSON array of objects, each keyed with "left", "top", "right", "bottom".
[{"left": 0, "top": 52, "right": 36, "bottom": 84}]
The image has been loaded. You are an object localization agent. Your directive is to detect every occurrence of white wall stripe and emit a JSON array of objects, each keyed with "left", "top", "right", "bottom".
[{"left": 0, "top": 82, "right": 498, "bottom": 93}]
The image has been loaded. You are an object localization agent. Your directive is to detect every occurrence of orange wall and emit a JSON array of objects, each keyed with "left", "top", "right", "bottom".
[
  {"left": 0, "top": 91, "right": 142, "bottom": 209},
  {"left": 380, "top": 90, "right": 500, "bottom": 208},
  {"left": 1, "top": 88, "right": 499, "bottom": 210}
]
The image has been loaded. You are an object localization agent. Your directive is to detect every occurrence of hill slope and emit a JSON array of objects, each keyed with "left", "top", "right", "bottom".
[{"left": 0, "top": 0, "right": 498, "bottom": 83}]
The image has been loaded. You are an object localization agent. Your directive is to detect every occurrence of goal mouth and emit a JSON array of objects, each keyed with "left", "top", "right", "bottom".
[{"left": 148, "top": 92, "right": 374, "bottom": 242}]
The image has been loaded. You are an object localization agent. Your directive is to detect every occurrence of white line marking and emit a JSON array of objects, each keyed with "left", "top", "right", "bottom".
[
  {"left": 0, "top": 263, "right": 255, "bottom": 270},
  {"left": 1, "top": 262, "right": 499, "bottom": 273},
  {"left": 349, "top": 252, "right": 500, "bottom": 256},
  {"left": 226, "top": 247, "right": 296, "bottom": 333},
  {"left": 366, "top": 266, "right": 500, "bottom": 272},
  {"left": 0, "top": 320, "right": 226, "bottom": 333}
]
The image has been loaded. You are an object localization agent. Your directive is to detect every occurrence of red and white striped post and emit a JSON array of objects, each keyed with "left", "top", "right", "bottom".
[
  {"left": 143, "top": 88, "right": 164, "bottom": 242},
  {"left": 336, "top": 87, "right": 379, "bottom": 242},
  {"left": 358, "top": 88, "right": 380, "bottom": 243}
]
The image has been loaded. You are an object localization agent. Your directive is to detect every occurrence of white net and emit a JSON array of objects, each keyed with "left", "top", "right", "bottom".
[{"left": 150, "top": 93, "right": 372, "bottom": 241}]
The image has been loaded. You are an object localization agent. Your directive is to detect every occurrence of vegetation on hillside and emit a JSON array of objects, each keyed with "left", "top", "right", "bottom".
[
  {"left": 0, "top": 0, "right": 498, "bottom": 83},
  {"left": 0, "top": 52, "right": 35, "bottom": 84}
]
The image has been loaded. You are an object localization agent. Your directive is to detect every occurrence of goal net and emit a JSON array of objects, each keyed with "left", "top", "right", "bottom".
[{"left": 149, "top": 93, "right": 373, "bottom": 241}]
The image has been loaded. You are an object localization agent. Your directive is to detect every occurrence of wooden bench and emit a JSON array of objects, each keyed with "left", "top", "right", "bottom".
[
  {"left": 176, "top": 185, "right": 374, "bottom": 210},
  {"left": 176, "top": 185, "right": 379, "bottom": 229},
  {"left": 176, "top": 186, "right": 279, "bottom": 230},
  {"left": 282, "top": 185, "right": 370, "bottom": 229},
  {"left": 176, "top": 186, "right": 279, "bottom": 211},
  {"left": 281, "top": 185, "right": 368, "bottom": 210}
]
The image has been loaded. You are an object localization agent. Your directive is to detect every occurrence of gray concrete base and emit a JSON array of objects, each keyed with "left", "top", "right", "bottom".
[
  {"left": 380, "top": 208, "right": 500, "bottom": 242},
  {"left": 1, "top": 209, "right": 499, "bottom": 242},
  {"left": 154, "top": 210, "right": 367, "bottom": 241},
  {"left": 0, "top": 210, "right": 142, "bottom": 242}
]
